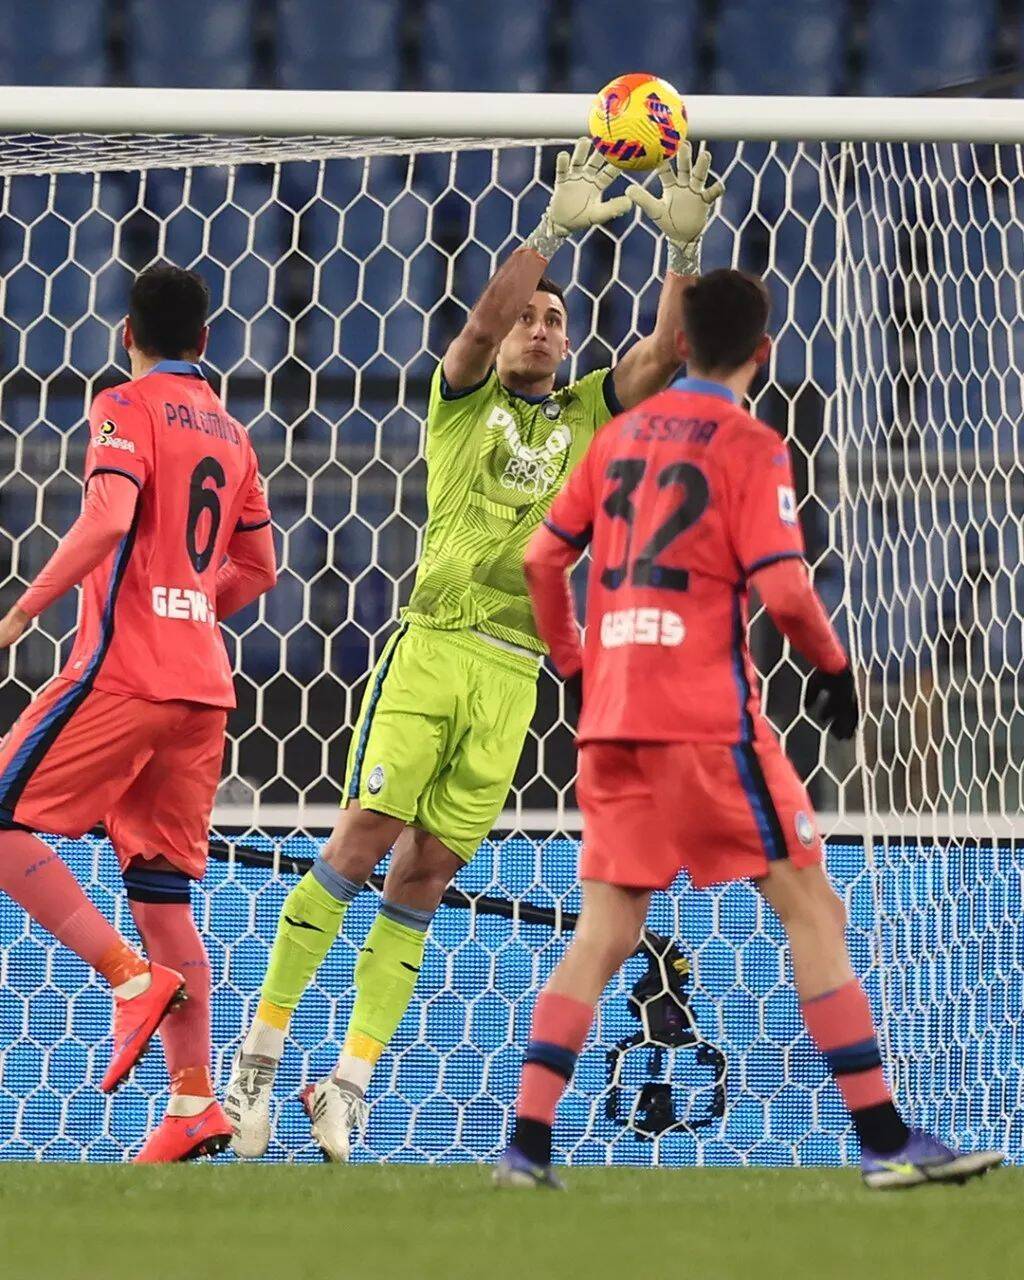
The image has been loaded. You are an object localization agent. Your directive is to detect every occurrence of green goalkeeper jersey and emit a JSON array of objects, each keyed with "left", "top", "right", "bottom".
[{"left": 403, "top": 362, "right": 620, "bottom": 653}]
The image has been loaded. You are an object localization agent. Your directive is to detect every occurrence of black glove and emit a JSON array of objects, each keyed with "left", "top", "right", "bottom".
[
  {"left": 805, "top": 666, "right": 859, "bottom": 740},
  {"left": 564, "top": 669, "right": 583, "bottom": 729}
]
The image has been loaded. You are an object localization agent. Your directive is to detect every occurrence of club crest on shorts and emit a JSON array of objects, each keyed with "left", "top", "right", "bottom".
[
  {"left": 541, "top": 399, "right": 560, "bottom": 421},
  {"left": 795, "top": 811, "right": 815, "bottom": 847},
  {"left": 366, "top": 765, "right": 385, "bottom": 795}
]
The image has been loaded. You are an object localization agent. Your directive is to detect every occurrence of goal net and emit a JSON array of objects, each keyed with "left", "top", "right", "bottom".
[{"left": 0, "top": 96, "right": 1019, "bottom": 1164}]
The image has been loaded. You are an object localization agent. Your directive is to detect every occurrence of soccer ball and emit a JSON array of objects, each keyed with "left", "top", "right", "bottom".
[{"left": 588, "top": 73, "right": 687, "bottom": 172}]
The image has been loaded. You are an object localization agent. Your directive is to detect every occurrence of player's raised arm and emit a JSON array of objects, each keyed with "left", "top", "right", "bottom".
[
  {"left": 443, "top": 139, "right": 631, "bottom": 392},
  {"left": 611, "top": 144, "right": 724, "bottom": 410}
]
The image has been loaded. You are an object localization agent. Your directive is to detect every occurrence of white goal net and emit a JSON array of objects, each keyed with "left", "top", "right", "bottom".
[{"left": 0, "top": 102, "right": 1019, "bottom": 1163}]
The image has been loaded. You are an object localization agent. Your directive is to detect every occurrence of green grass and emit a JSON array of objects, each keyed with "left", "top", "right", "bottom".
[{"left": 0, "top": 1165, "right": 1019, "bottom": 1280}]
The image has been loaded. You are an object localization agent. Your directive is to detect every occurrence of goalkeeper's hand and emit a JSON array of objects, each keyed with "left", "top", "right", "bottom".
[
  {"left": 524, "top": 138, "right": 632, "bottom": 259},
  {"left": 805, "top": 666, "right": 859, "bottom": 740},
  {"left": 627, "top": 142, "right": 725, "bottom": 274}
]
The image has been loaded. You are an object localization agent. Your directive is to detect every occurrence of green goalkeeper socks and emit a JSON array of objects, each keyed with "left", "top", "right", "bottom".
[
  {"left": 261, "top": 859, "right": 361, "bottom": 1012},
  {"left": 347, "top": 902, "right": 431, "bottom": 1047}
]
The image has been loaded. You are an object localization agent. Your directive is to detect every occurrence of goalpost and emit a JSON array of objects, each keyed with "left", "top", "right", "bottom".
[{"left": 0, "top": 88, "right": 1020, "bottom": 1164}]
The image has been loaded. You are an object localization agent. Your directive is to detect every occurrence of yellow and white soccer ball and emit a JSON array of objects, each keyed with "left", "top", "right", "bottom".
[{"left": 588, "top": 73, "right": 687, "bottom": 172}]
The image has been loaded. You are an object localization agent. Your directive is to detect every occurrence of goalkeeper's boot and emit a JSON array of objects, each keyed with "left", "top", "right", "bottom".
[
  {"left": 100, "top": 962, "right": 186, "bottom": 1093},
  {"left": 133, "top": 1101, "right": 233, "bottom": 1164},
  {"left": 861, "top": 1129, "right": 1004, "bottom": 1190},
  {"left": 301, "top": 1075, "right": 367, "bottom": 1163},
  {"left": 224, "top": 1051, "right": 277, "bottom": 1159},
  {"left": 493, "top": 1146, "right": 565, "bottom": 1190}
]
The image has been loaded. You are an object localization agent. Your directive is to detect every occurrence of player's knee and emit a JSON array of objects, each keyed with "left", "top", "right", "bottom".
[{"left": 322, "top": 807, "right": 399, "bottom": 879}]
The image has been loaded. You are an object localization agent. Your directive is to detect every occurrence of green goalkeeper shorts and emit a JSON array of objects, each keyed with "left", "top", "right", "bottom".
[{"left": 342, "top": 623, "right": 539, "bottom": 860}]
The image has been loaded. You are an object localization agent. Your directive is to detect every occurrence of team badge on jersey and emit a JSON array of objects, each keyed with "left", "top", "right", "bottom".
[
  {"left": 542, "top": 400, "right": 560, "bottom": 421},
  {"left": 795, "top": 811, "right": 815, "bottom": 847},
  {"left": 366, "top": 765, "right": 386, "bottom": 795},
  {"left": 778, "top": 485, "right": 797, "bottom": 526}
]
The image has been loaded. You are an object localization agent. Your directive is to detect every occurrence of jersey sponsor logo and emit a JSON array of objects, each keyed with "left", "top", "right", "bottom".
[
  {"left": 152, "top": 586, "right": 216, "bottom": 625},
  {"left": 484, "top": 405, "right": 570, "bottom": 498},
  {"left": 92, "top": 420, "right": 136, "bottom": 453},
  {"left": 366, "top": 764, "right": 385, "bottom": 795},
  {"left": 795, "top": 811, "right": 816, "bottom": 846},
  {"left": 778, "top": 485, "right": 797, "bottom": 526},
  {"left": 600, "top": 607, "right": 685, "bottom": 649}
]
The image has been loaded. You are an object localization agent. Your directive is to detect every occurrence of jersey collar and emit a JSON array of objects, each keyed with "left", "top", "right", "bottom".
[
  {"left": 147, "top": 359, "right": 206, "bottom": 379},
  {"left": 671, "top": 375, "right": 737, "bottom": 404},
  {"left": 501, "top": 381, "right": 554, "bottom": 405}
]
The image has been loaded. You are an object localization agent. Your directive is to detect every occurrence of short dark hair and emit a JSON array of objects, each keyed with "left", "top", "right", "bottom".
[
  {"left": 682, "top": 269, "right": 770, "bottom": 373},
  {"left": 129, "top": 263, "right": 210, "bottom": 359},
  {"left": 535, "top": 274, "right": 567, "bottom": 311}
]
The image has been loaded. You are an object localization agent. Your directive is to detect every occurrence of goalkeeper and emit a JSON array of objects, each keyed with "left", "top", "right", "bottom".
[{"left": 227, "top": 140, "right": 724, "bottom": 1160}]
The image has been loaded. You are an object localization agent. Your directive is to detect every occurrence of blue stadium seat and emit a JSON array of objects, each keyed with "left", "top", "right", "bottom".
[
  {"left": 861, "top": 0, "right": 997, "bottom": 95},
  {"left": 566, "top": 1, "right": 699, "bottom": 94},
  {"left": 421, "top": 0, "right": 550, "bottom": 92},
  {"left": 277, "top": 0, "right": 402, "bottom": 89},
  {"left": 125, "top": 1, "right": 255, "bottom": 88},
  {"left": 713, "top": 1, "right": 846, "bottom": 95},
  {"left": 0, "top": 1, "right": 107, "bottom": 86}
]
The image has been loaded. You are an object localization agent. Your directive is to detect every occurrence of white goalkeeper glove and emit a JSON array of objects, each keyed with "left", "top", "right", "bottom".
[
  {"left": 627, "top": 142, "right": 725, "bottom": 275},
  {"left": 523, "top": 137, "right": 632, "bottom": 260}
]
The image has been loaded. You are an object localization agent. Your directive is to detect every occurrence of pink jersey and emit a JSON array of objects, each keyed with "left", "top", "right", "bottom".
[
  {"left": 542, "top": 377, "right": 805, "bottom": 743},
  {"left": 64, "top": 361, "right": 270, "bottom": 709}
]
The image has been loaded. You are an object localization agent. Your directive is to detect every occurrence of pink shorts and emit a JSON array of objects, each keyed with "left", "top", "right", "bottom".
[{"left": 0, "top": 679, "right": 226, "bottom": 879}]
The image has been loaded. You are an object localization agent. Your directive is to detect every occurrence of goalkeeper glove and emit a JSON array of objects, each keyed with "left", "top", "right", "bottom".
[
  {"left": 524, "top": 138, "right": 632, "bottom": 260},
  {"left": 805, "top": 666, "right": 859, "bottom": 740},
  {"left": 564, "top": 669, "right": 584, "bottom": 730},
  {"left": 627, "top": 142, "right": 725, "bottom": 275}
]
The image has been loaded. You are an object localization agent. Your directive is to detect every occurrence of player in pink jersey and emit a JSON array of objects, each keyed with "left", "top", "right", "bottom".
[
  {"left": 0, "top": 264, "right": 276, "bottom": 1162},
  {"left": 497, "top": 269, "right": 1003, "bottom": 1190}
]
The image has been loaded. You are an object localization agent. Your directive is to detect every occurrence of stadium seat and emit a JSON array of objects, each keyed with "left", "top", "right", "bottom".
[
  {"left": 861, "top": 0, "right": 997, "bottom": 95},
  {"left": 712, "top": 1, "right": 846, "bottom": 95},
  {"left": 421, "top": 0, "right": 550, "bottom": 92},
  {"left": 0, "top": 1, "right": 107, "bottom": 86},
  {"left": 565, "top": 0, "right": 700, "bottom": 93},
  {"left": 276, "top": 0, "right": 403, "bottom": 89},
  {"left": 124, "top": 1, "right": 256, "bottom": 88}
]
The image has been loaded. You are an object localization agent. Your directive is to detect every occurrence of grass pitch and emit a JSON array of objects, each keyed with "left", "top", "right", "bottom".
[{"left": 0, "top": 1164, "right": 1018, "bottom": 1280}]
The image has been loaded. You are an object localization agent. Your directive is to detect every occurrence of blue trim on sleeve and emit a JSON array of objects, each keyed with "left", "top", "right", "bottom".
[
  {"left": 670, "top": 375, "right": 738, "bottom": 404},
  {"left": 543, "top": 518, "right": 591, "bottom": 551},
  {"left": 439, "top": 367, "right": 493, "bottom": 401},
  {"left": 86, "top": 466, "right": 143, "bottom": 492},
  {"left": 602, "top": 368, "right": 624, "bottom": 416},
  {"left": 746, "top": 550, "right": 804, "bottom": 576},
  {"left": 236, "top": 517, "right": 271, "bottom": 533}
]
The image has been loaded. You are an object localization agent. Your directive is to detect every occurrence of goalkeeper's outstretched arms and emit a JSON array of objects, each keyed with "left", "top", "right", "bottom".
[
  {"left": 610, "top": 143, "right": 725, "bottom": 410},
  {"left": 442, "top": 138, "right": 632, "bottom": 392},
  {"left": 752, "top": 558, "right": 860, "bottom": 740}
]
